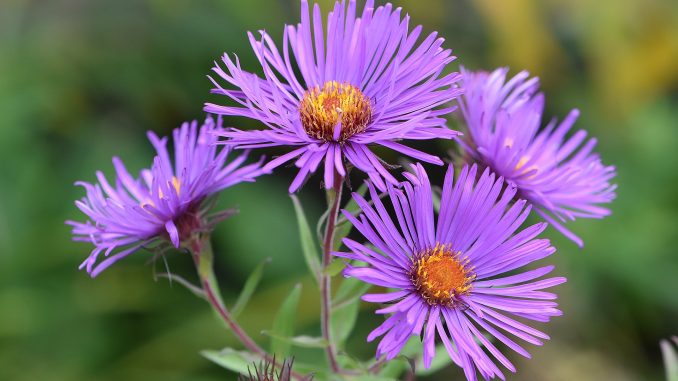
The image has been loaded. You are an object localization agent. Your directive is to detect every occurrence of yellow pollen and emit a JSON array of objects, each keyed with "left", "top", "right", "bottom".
[
  {"left": 515, "top": 156, "right": 539, "bottom": 178},
  {"left": 515, "top": 156, "right": 529, "bottom": 170},
  {"left": 171, "top": 176, "right": 181, "bottom": 194},
  {"left": 411, "top": 244, "right": 475, "bottom": 306},
  {"left": 299, "top": 81, "right": 372, "bottom": 142},
  {"left": 142, "top": 176, "right": 181, "bottom": 208},
  {"left": 158, "top": 176, "right": 181, "bottom": 199}
]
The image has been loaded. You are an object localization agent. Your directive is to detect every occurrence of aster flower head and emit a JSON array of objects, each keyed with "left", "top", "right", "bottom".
[
  {"left": 68, "top": 117, "right": 263, "bottom": 277},
  {"left": 459, "top": 67, "right": 616, "bottom": 246},
  {"left": 335, "top": 163, "right": 565, "bottom": 380},
  {"left": 205, "top": 0, "right": 462, "bottom": 192}
]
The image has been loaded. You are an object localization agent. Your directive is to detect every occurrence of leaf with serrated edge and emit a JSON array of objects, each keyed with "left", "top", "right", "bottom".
[
  {"left": 231, "top": 258, "right": 270, "bottom": 318},
  {"left": 269, "top": 284, "right": 302, "bottom": 357},
  {"left": 291, "top": 195, "right": 322, "bottom": 285}
]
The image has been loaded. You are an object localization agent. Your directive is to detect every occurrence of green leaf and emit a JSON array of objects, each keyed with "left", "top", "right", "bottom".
[
  {"left": 269, "top": 283, "right": 302, "bottom": 357},
  {"left": 261, "top": 331, "right": 328, "bottom": 348},
  {"left": 323, "top": 259, "right": 346, "bottom": 276},
  {"left": 330, "top": 297, "right": 359, "bottom": 346},
  {"left": 375, "top": 356, "right": 412, "bottom": 378},
  {"left": 336, "top": 352, "right": 365, "bottom": 372},
  {"left": 155, "top": 272, "right": 206, "bottom": 300},
  {"left": 330, "top": 277, "right": 368, "bottom": 345},
  {"left": 347, "top": 376, "right": 398, "bottom": 381},
  {"left": 661, "top": 337, "right": 678, "bottom": 381},
  {"left": 201, "top": 348, "right": 259, "bottom": 374},
  {"left": 291, "top": 195, "right": 322, "bottom": 285},
  {"left": 293, "top": 362, "right": 331, "bottom": 380},
  {"left": 414, "top": 344, "right": 453, "bottom": 376},
  {"left": 231, "top": 257, "right": 270, "bottom": 318},
  {"left": 332, "top": 276, "right": 372, "bottom": 308}
]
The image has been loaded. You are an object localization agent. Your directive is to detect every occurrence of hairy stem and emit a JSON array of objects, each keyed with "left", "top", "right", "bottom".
[
  {"left": 189, "top": 236, "right": 305, "bottom": 380},
  {"left": 321, "top": 173, "right": 344, "bottom": 373}
]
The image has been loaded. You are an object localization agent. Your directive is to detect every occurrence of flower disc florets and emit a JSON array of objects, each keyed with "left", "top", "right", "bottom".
[
  {"left": 411, "top": 243, "right": 475, "bottom": 307},
  {"left": 299, "top": 81, "right": 372, "bottom": 142}
]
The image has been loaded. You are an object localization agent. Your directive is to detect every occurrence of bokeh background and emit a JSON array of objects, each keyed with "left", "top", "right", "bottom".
[{"left": 1, "top": 0, "right": 677, "bottom": 380}]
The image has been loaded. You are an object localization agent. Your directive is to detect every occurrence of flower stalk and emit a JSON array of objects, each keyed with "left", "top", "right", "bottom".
[
  {"left": 320, "top": 172, "right": 343, "bottom": 373},
  {"left": 190, "top": 235, "right": 266, "bottom": 356},
  {"left": 188, "top": 235, "right": 306, "bottom": 380}
]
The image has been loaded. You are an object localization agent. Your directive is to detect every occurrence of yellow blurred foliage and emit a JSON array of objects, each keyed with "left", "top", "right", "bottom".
[
  {"left": 573, "top": 0, "right": 678, "bottom": 116},
  {"left": 474, "top": 0, "right": 678, "bottom": 118},
  {"left": 474, "top": 0, "right": 567, "bottom": 80}
]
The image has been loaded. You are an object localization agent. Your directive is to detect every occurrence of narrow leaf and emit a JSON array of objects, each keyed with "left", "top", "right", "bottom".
[
  {"left": 291, "top": 195, "right": 322, "bottom": 284},
  {"left": 261, "top": 331, "right": 328, "bottom": 348},
  {"left": 330, "top": 295, "right": 360, "bottom": 345},
  {"left": 201, "top": 348, "right": 259, "bottom": 374},
  {"left": 351, "top": 376, "right": 398, "bottom": 381},
  {"left": 270, "top": 283, "right": 302, "bottom": 357},
  {"left": 323, "top": 259, "right": 346, "bottom": 276},
  {"left": 231, "top": 257, "right": 270, "bottom": 318},
  {"left": 330, "top": 277, "right": 367, "bottom": 345},
  {"left": 336, "top": 352, "right": 365, "bottom": 372},
  {"left": 293, "top": 362, "right": 330, "bottom": 380},
  {"left": 376, "top": 356, "right": 411, "bottom": 378},
  {"left": 155, "top": 272, "right": 206, "bottom": 299},
  {"left": 332, "top": 276, "right": 372, "bottom": 308}
]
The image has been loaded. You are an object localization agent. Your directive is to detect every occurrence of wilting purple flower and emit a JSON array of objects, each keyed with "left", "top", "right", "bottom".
[
  {"left": 334, "top": 164, "right": 565, "bottom": 380},
  {"left": 205, "top": 0, "right": 461, "bottom": 192},
  {"left": 68, "top": 117, "right": 263, "bottom": 277},
  {"left": 459, "top": 67, "right": 616, "bottom": 246}
]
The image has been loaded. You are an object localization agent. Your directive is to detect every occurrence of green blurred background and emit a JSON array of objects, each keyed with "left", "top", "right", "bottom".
[{"left": 1, "top": 0, "right": 676, "bottom": 380}]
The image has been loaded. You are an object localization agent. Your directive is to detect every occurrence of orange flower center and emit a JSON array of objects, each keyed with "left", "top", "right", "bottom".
[
  {"left": 299, "top": 81, "right": 372, "bottom": 142},
  {"left": 411, "top": 244, "right": 475, "bottom": 306}
]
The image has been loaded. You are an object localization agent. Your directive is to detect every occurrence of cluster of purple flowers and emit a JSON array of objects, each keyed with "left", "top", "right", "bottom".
[{"left": 70, "top": 1, "right": 615, "bottom": 380}]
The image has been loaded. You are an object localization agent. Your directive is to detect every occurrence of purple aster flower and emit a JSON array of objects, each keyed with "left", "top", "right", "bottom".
[
  {"left": 68, "top": 117, "right": 263, "bottom": 277},
  {"left": 334, "top": 163, "right": 565, "bottom": 380},
  {"left": 459, "top": 67, "right": 616, "bottom": 247},
  {"left": 205, "top": 0, "right": 461, "bottom": 192}
]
